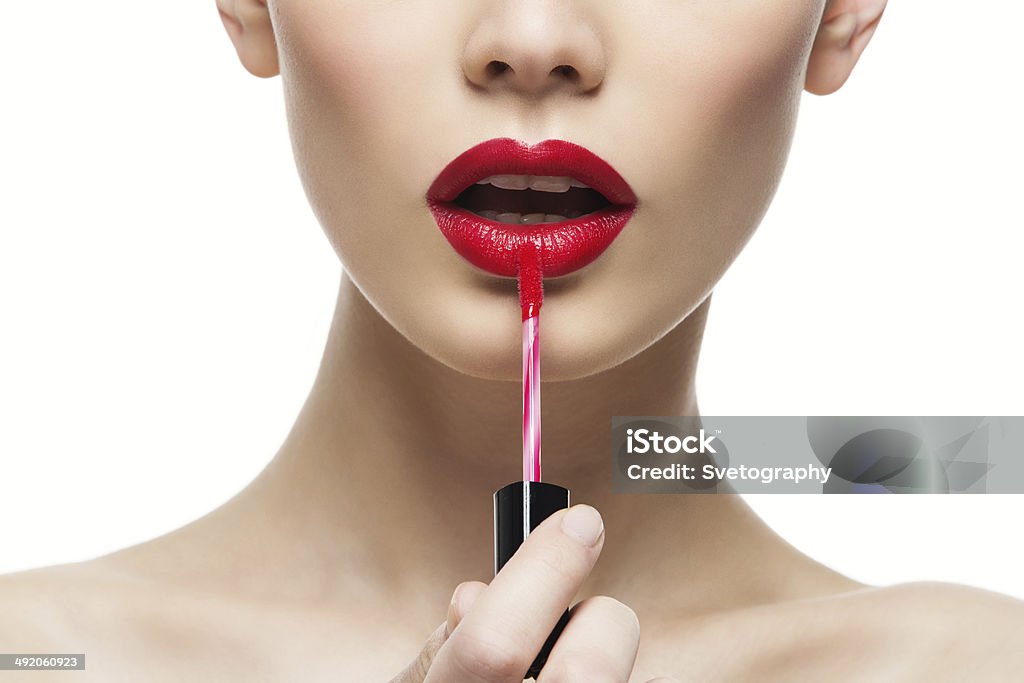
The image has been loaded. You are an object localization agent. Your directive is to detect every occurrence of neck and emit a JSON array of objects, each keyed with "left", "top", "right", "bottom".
[
  {"left": 278, "top": 270, "right": 703, "bottom": 508},
  {"left": 130, "top": 272, "right": 855, "bottom": 629}
]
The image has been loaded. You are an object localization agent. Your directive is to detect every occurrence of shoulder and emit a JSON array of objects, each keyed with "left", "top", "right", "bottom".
[
  {"left": 0, "top": 560, "right": 254, "bottom": 682},
  {"left": 0, "top": 563, "right": 129, "bottom": 681},
  {"left": 0, "top": 559, "right": 368, "bottom": 681},
  {"left": 755, "top": 581, "right": 1024, "bottom": 643},
  {"left": 652, "top": 582, "right": 1024, "bottom": 680},
  {"left": 847, "top": 581, "right": 1024, "bottom": 624},
  {"left": 0, "top": 563, "right": 104, "bottom": 644},
  {"left": 829, "top": 583, "right": 1024, "bottom": 678}
]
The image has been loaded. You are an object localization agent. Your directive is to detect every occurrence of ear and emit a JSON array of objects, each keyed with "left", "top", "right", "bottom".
[
  {"left": 805, "top": 0, "right": 887, "bottom": 95},
  {"left": 216, "top": 0, "right": 279, "bottom": 78}
]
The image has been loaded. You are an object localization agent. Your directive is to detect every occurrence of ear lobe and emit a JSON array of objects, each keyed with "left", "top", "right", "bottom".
[
  {"left": 216, "top": 0, "right": 279, "bottom": 78},
  {"left": 805, "top": 0, "right": 887, "bottom": 95}
]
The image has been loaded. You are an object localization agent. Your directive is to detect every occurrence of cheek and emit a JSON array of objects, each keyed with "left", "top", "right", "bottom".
[
  {"left": 610, "top": 1, "right": 820, "bottom": 305},
  {"left": 274, "top": 1, "right": 455, "bottom": 218},
  {"left": 536, "top": 2, "right": 822, "bottom": 378},
  {"left": 276, "top": 2, "right": 439, "bottom": 137},
  {"left": 273, "top": 2, "right": 464, "bottom": 293},
  {"left": 272, "top": 1, "right": 521, "bottom": 377}
]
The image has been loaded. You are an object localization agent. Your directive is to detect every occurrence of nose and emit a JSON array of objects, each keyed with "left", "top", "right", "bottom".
[{"left": 462, "top": 1, "right": 607, "bottom": 98}]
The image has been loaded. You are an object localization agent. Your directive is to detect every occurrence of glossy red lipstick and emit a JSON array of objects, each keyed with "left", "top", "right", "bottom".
[{"left": 427, "top": 138, "right": 638, "bottom": 278}]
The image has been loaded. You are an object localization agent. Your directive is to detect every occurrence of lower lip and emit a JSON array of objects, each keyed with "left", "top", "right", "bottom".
[{"left": 427, "top": 201, "right": 636, "bottom": 278}]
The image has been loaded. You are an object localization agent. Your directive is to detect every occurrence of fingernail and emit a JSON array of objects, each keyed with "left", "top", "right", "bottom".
[{"left": 560, "top": 505, "right": 604, "bottom": 546}]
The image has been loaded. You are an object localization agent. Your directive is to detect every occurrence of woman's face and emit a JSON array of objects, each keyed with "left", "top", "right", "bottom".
[{"left": 269, "top": 0, "right": 827, "bottom": 381}]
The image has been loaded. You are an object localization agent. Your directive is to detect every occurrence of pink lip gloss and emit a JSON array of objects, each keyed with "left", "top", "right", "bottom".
[
  {"left": 492, "top": 241, "right": 571, "bottom": 680},
  {"left": 520, "top": 241, "right": 543, "bottom": 485}
]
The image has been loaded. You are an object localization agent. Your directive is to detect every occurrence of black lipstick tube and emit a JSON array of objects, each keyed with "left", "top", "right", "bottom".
[{"left": 493, "top": 480, "right": 571, "bottom": 679}]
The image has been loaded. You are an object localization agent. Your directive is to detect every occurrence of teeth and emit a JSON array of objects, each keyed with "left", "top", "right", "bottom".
[
  {"left": 474, "top": 175, "right": 590, "bottom": 192},
  {"left": 529, "top": 177, "right": 572, "bottom": 193},
  {"left": 477, "top": 211, "right": 574, "bottom": 224},
  {"left": 495, "top": 212, "right": 521, "bottom": 224},
  {"left": 487, "top": 174, "right": 531, "bottom": 190}
]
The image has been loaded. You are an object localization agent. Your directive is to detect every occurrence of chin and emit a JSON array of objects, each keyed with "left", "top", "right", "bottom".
[
  {"left": 540, "top": 308, "right": 663, "bottom": 382},
  {"left": 422, "top": 334, "right": 639, "bottom": 383},
  {"left": 407, "top": 297, "right": 657, "bottom": 383},
  {"left": 399, "top": 294, "right": 523, "bottom": 381},
  {"left": 365, "top": 244, "right": 695, "bottom": 383}
]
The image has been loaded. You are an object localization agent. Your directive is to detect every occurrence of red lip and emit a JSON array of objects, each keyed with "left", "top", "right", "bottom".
[{"left": 426, "top": 138, "right": 637, "bottom": 278}]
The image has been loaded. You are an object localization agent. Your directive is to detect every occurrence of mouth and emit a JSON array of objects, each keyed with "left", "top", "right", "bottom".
[
  {"left": 452, "top": 175, "right": 612, "bottom": 225},
  {"left": 426, "top": 138, "right": 638, "bottom": 278}
]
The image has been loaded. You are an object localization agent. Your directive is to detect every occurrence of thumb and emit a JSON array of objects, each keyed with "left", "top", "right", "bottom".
[
  {"left": 389, "top": 581, "right": 487, "bottom": 683},
  {"left": 389, "top": 621, "right": 448, "bottom": 683}
]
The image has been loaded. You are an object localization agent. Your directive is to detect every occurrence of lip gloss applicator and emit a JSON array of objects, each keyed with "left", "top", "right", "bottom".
[
  {"left": 520, "top": 240, "right": 544, "bottom": 487},
  {"left": 493, "top": 241, "right": 571, "bottom": 679}
]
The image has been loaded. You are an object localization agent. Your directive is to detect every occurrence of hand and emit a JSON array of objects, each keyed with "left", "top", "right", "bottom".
[{"left": 391, "top": 504, "right": 678, "bottom": 683}]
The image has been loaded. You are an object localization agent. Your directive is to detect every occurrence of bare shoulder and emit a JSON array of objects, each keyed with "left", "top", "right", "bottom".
[
  {"left": 0, "top": 563, "right": 110, "bottom": 645},
  {"left": 854, "top": 581, "right": 1024, "bottom": 623},
  {"left": 769, "top": 580, "right": 1024, "bottom": 644},
  {"left": 0, "top": 560, "right": 271, "bottom": 682},
  {"left": 0, "top": 563, "right": 131, "bottom": 680},
  {"left": 0, "top": 557, "right": 247, "bottom": 635},
  {"left": 0, "top": 559, "right": 387, "bottom": 681},
  {"left": 641, "top": 582, "right": 1024, "bottom": 681},
  {"left": 827, "top": 582, "right": 1024, "bottom": 678}
]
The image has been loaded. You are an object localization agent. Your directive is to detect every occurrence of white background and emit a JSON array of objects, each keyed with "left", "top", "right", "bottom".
[{"left": 1, "top": 3, "right": 1022, "bottom": 597}]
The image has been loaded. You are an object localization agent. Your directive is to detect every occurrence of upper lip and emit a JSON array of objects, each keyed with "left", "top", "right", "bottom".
[{"left": 426, "top": 137, "right": 638, "bottom": 208}]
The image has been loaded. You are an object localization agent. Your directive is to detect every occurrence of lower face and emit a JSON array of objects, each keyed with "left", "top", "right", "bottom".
[{"left": 273, "top": 0, "right": 824, "bottom": 381}]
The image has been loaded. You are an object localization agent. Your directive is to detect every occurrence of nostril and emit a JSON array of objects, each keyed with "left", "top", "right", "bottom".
[
  {"left": 486, "top": 61, "right": 512, "bottom": 77},
  {"left": 552, "top": 64, "right": 579, "bottom": 82}
]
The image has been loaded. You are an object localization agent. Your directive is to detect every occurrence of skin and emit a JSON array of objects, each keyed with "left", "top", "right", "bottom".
[{"left": 3, "top": 0, "right": 1024, "bottom": 680}]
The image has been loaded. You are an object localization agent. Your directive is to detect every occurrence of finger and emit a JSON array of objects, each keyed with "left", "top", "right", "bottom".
[
  {"left": 447, "top": 581, "right": 487, "bottom": 636},
  {"left": 428, "top": 504, "right": 605, "bottom": 682},
  {"left": 646, "top": 678, "right": 682, "bottom": 683},
  {"left": 390, "top": 621, "right": 448, "bottom": 683},
  {"left": 391, "top": 582, "right": 487, "bottom": 683},
  {"left": 537, "top": 596, "right": 640, "bottom": 683}
]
